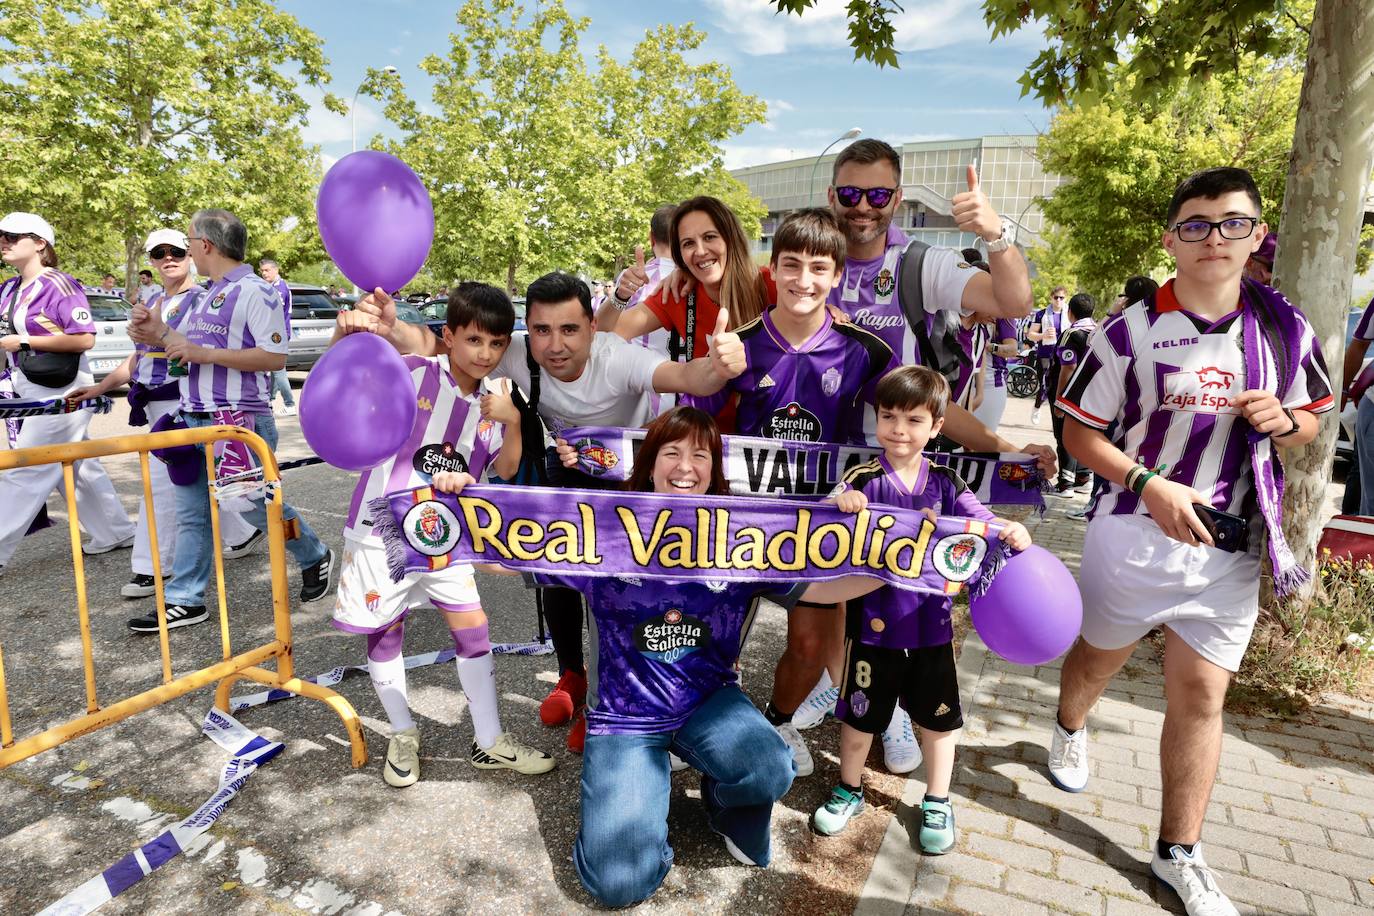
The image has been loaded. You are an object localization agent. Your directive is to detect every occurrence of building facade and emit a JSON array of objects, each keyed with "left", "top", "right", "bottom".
[{"left": 731, "top": 135, "right": 1064, "bottom": 257}]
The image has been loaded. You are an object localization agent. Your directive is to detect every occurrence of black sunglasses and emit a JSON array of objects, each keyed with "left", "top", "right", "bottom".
[
  {"left": 0, "top": 231, "right": 37, "bottom": 243},
  {"left": 149, "top": 245, "right": 188, "bottom": 260},
  {"left": 834, "top": 185, "right": 896, "bottom": 208}
]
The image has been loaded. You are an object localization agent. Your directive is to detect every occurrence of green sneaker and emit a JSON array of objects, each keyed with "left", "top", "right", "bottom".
[
  {"left": 813, "top": 784, "right": 864, "bottom": 836},
  {"left": 918, "top": 798, "right": 956, "bottom": 854}
]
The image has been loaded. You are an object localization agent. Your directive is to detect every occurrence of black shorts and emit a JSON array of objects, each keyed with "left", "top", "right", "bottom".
[{"left": 835, "top": 639, "right": 963, "bottom": 734}]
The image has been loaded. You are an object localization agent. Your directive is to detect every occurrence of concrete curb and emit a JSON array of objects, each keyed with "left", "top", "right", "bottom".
[{"left": 854, "top": 632, "right": 993, "bottom": 915}]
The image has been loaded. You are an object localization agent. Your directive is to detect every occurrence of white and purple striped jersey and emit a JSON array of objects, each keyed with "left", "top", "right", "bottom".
[
  {"left": 271, "top": 278, "right": 292, "bottom": 341},
  {"left": 1032, "top": 304, "right": 1068, "bottom": 357},
  {"left": 130, "top": 287, "right": 203, "bottom": 388},
  {"left": 178, "top": 264, "right": 288, "bottom": 414},
  {"left": 1057, "top": 279, "right": 1334, "bottom": 519},
  {"left": 1, "top": 270, "right": 95, "bottom": 395},
  {"left": 344, "top": 355, "right": 503, "bottom": 544}
]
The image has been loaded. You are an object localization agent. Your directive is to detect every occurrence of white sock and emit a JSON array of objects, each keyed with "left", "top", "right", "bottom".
[
  {"left": 456, "top": 653, "right": 501, "bottom": 749},
  {"left": 367, "top": 653, "right": 415, "bottom": 733}
]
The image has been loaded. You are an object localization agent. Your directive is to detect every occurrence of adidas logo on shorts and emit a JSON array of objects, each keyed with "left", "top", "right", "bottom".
[{"left": 934, "top": 703, "right": 950, "bottom": 716}]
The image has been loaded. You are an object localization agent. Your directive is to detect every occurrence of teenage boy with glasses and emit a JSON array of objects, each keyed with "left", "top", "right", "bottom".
[
  {"left": 1050, "top": 167, "right": 1332, "bottom": 916},
  {"left": 1028, "top": 286, "right": 1069, "bottom": 424}
]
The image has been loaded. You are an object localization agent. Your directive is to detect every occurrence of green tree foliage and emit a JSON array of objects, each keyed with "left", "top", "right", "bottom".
[
  {"left": 0, "top": 0, "right": 336, "bottom": 287},
  {"left": 365, "top": 0, "right": 766, "bottom": 292}
]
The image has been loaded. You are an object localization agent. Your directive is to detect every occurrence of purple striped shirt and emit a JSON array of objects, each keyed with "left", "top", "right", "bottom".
[
  {"left": 179, "top": 265, "right": 289, "bottom": 414},
  {"left": 131, "top": 287, "right": 203, "bottom": 388}
]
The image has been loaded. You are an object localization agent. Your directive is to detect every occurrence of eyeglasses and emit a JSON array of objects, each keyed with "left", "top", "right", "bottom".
[
  {"left": 149, "top": 245, "right": 188, "bottom": 260},
  {"left": 1052, "top": 295, "right": 1066, "bottom": 301},
  {"left": 1170, "top": 217, "right": 1259, "bottom": 243},
  {"left": 834, "top": 185, "right": 897, "bottom": 209},
  {"left": 0, "top": 231, "right": 37, "bottom": 244}
]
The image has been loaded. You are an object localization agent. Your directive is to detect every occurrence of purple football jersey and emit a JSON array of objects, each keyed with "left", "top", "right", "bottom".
[
  {"left": 836, "top": 456, "right": 995, "bottom": 649},
  {"left": 178, "top": 265, "right": 289, "bottom": 414}
]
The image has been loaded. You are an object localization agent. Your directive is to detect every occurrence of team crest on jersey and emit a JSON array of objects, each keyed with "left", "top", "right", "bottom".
[
  {"left": 933, "top": 533, "right": 987, "bottom": 583},
  {"left": 766, "top": 401, "right": 822, "bottom": 442},
  {"left": 210, "top": 293, "right": 227, "bottom": 310},
  {"left": 635, "top": 608, "right": 713, "bottom": 663},
  {"left": 821, "top": 366, "right": 843, "bottom": 396},
  {"left": 364, "top": 590, "right": 381, "bottom": 612},
  {"left": 1161, "top": 365, "right": 1241, "bottom": 415},
  {"left": 413, "top": 442, "right": 469, "bottom": 478},
  {"left": 402, "top": 500, "right": 460, "bottom": 556},
  {"left": 874, "top": 268, "right": 896, "bottom": 298},
  {"left": 574, "top": 437, "right": 620, "bottom": 476},
  {"left": 758, "top": 373, "right": 776, "bottom": 389},
  {"left": 270, "top": 332, "right": 282, "bottom": 344},
  {"left": 476, "top": 418, "right": 496, "bottom": 442}
]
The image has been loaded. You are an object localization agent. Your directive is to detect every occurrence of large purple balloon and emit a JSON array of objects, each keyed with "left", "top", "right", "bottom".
[
  {"left": 299, "top": 333, "right": 418, "bottom": 471},
  {"left": 970, "top": 545, "right": 1082, "bottom": 666},
  {"left": 317, "top": 150, "right": 434, "bottom": 293}
]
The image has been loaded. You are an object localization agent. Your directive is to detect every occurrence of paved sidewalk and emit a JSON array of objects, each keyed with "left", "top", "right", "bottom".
[{"left": 855, "top": 487, "right": 1374, "bottom": 916}]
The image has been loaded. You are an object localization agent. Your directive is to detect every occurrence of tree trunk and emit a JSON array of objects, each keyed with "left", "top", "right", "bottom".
[
  {"left": 506, "top": 260, "right": 518, "bottom": 297},
  {"left": 123, "top": 235, "right": 143, "bottom": 301},
  {"left": 1271, "top": 0, "right": 1374, "bottom": 598}
]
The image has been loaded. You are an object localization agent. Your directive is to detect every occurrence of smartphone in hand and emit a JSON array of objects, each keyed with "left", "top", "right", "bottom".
[{"left": 1192, "top": 504, "right": 1249, "bottom": 553}]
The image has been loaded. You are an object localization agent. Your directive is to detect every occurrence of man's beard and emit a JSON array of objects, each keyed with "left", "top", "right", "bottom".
[{"left": 842, "top": 211, "right": 890, "bottom": 247}]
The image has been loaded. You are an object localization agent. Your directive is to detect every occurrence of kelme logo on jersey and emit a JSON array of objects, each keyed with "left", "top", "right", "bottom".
[
  {"left": 401, "top": 499, "right": 460, "bottom": 557},
  {"left": 766, "top": 401, "right": 822, "bottom": 442},
  {"left": 635, "top": 608, "right": 713, "bottom": 663},
  {"left": 574, "top": 437, "right": 620, "bottom": 477},
  {"left": 932, "top": 533, "right": 987, "bottom": 583},
  {"left": 874, "top": 268, "right": 895, "bottom": 298},
  {"left": 821, "top": 366, "right": 843, "bottom": 397},
  {"left": 413, "top": 442, "right": 469, "bottom": 478}
]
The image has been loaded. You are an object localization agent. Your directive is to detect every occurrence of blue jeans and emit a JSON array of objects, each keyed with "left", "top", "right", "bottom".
[
  {"left": 166, "top": 412, "right": 327, "bottom": 608},
  {"left": 271, "top": 369, "right": 294, "bottom": 407},
  {"left": 574, "top": 685, "right": 795, "bottom": 907},
  {"left": 1358, "top": 397, "right": 1374, "bottom": 516}
]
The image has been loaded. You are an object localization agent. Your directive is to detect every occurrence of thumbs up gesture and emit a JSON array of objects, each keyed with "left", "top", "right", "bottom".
[
  {"left": 614, "top": 245, "right": 650, "bottom": 304},
  {"left": 952, "top": 163, "right": 1002, "bottom": 243},
  {"left": 708, "top": 307, "right": 745, "bottom": 379}
]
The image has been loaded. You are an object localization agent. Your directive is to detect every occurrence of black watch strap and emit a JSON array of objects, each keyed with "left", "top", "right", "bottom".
[{"left": 1274, "top": 406, "right": 1299, "bottom": 438}]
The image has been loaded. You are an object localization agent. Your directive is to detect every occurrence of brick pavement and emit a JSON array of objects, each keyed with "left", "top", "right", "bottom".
[{"left": 855, "top": 480, "right": 1374, "bottom": 916}]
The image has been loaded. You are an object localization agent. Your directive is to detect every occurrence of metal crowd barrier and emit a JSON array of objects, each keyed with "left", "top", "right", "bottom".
[{"left": 0, "top": 424, "right": 367, "bottom": 768}]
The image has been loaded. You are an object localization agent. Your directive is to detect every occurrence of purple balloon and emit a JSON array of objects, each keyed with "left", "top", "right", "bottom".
[
  {"left": 299, "top": 333, "right": 418, "bottom": 471},
  {"left": 970, "top": 544, "right": 1082, "bottom": 666},
  {"left": 317, "top": 150, "right": 434, "bottom": 293}
]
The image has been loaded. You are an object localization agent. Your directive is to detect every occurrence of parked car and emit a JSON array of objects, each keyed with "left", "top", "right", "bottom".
[
  {"left": 86, "top": 294, "right": 135, "bottom": 381},
  {"left": 396, "top": 302, "right": 447, "bottom": 339},
  {"left": 1337, "top": 306, "right": 1373, "bottom": 463},
  {"left": 284, "top": 285, "right": 340, "bottom": 370},
  {"left": 418, "top": 296, "right": 527, "bottom": 336}
]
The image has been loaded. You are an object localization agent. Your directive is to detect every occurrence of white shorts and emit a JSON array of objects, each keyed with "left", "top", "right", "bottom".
[
  {"left": 1078, "top": 514, "right": 1260, "bottom": 672},
  {"left": 331, "top": 539, "right": 482, "bottom": 634}
]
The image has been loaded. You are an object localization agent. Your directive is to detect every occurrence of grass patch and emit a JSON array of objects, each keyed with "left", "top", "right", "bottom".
[{"left": 1231, "top": 555, "right": 1374, "bottom": 713}]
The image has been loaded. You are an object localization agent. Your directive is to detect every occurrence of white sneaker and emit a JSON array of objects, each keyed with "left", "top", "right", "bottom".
[
  {"left": 669, "top": 752, "right": 689, "bottom": 772},
  {"left": 384, "top": 727, "right": 420, "bottom": 787},
  {"left": 775, "top": 722, "right": 814, "bottom": 777},
  {"left": 881, "top": 706, "right": 923, "bottom": 774},
  {"left": 793, "top": 672, "right": 838, "bottom": 730},
  {"left": 1047, "top": 721, "right": 1089, "bottom": 792},
  {"left": 1030, "top": 408, "right": 1042, "bottom": 425},
  {"left": 1151, "top": 844, "right": 1239, "bottom": 916},
  {"left": 83, "top": 534, "right": 134, "bottom": 556}
]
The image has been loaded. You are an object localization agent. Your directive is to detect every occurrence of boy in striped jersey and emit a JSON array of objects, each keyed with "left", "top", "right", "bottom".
[
  {"left": 813, "top": 366, "right": 1030, "bottom": 845},
  {"left": 330, "top": 282, "right": 555, "bottom": 786},
  {"left": 1052, "top": 168, "right": 1332, "bottom": 916}
]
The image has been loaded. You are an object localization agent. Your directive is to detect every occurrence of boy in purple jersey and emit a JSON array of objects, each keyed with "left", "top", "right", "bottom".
[
  {"left": 331, "top": 283, "right": 554, "bottom": 785},
  {"left": 812, "top": 366, "right": 1030, "bottom": 848},
  {"left": 1052, "top": 168, "right": 1333, "bottom": 916}
]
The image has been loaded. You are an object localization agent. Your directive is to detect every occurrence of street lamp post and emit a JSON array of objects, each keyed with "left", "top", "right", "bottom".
[
  {"left": 809, "top": 127, "right": 862, "bottom": 204},
  {"left": 351, "top": 66, "right": 398, "bottom": 152}
]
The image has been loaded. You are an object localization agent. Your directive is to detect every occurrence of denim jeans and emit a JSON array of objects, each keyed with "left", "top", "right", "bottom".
[
  {"left": 574, "top": 685, "right": 795, "bottom": 907},
  {"left": 270, "top": 369, "right": 294, "bottom": 407},
  {"left": 165, "top": 412, "right": 327, "bottom": 608},
  {"left": 1358, "top": 396, "right": 1374, "bottom": 516}
]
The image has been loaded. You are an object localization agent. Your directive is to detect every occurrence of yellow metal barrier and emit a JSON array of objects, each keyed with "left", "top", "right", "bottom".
[{"left": 0, "top": 424, "right": 367, "bottom": 768}]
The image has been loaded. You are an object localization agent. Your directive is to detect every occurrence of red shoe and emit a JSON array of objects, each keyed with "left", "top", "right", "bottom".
[
  {"left": 567, "top": 709, "right": 586, "bottom": 754},
  {"left": 539, "top": 669, "right": 587, "bottom": 726}
]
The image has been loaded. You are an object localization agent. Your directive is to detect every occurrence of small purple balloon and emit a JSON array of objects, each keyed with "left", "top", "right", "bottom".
[
  {"left": 970, "top": 544, "right": 1082, "bottom": 666},
  {"left": 317, "top": 150, "right": 434, "bottom": 294},
  {"left": 299, "top": 333, "right": 418, "bottom": 471}
]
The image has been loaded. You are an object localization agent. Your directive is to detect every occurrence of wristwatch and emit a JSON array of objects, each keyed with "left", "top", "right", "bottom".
[
  {"left": 18, "top": 341, "right": 30, "bottom": 352},
  {"left": 1273, "top": 407, "right": 1300, "bottom": 438},
  {"left": 984, "top": 218, "right": 1014, "bottom": 254}
]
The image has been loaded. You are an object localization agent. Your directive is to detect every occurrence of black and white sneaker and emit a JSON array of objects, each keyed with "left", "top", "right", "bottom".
[
  {"left": 299, "top": 548, "right": 337, "bottom": 602},
  {"left": 222, "top": 528, "right": 265, "bottom": 559},
  {"left": 121, "top": 574, "right": 165, "bottom": 599},
  {"left": 127, "top": 604, "right": 208, "bottom": 634}
]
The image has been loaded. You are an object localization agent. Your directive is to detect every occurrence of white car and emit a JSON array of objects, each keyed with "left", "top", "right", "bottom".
[{"left": 86, "top": 295, "right": 136, "bottom": 381}]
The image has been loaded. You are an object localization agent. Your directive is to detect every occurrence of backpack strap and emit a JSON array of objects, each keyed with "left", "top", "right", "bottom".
[
  {"left": 896, "top": 240, "right": 970, "bottom": 384},
  {"left": 508, "top": 335, "right": 549, "bottom": 485}
]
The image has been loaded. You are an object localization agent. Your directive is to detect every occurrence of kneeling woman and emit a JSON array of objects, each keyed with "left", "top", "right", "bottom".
[{"left": 438, "top": 406, "right": 875, "bottom": 907}]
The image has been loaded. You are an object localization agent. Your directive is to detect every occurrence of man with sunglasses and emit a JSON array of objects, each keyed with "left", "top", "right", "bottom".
[
  {"left": 69, "top": 229, "right": 260, "bottom": 599},
  {"left": 1028, "top": 285, "right": 1069, "bottom": 425},
  {"left": 123, "top": 210, "right": 336, "bottom": 633},
  {"left": 259, "top": 259, "right": 295, "bottom": 417},
  {"left": 1051, "top": 167, "right": 1332, "bottom": 916}
]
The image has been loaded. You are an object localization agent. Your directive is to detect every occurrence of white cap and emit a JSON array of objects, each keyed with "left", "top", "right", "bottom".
[
  {"left": 145, "top": 228, "right": 190, "bottom": 253},
  {"left": 0, "top": 212, "right": 55, "bottom": 247}
]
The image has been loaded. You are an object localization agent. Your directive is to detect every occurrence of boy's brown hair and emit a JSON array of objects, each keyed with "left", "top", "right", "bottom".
[
  {"left": 770, "top": 207, "right": 846, "bottom": 269},
  {"left": 874, "top": 365, "right": 949, "bottom": 420}
]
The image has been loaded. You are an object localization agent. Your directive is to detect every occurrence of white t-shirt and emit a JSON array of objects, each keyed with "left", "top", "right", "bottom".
[{"left": 494, "top": 331, "right": 664, "bottom": 431}]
